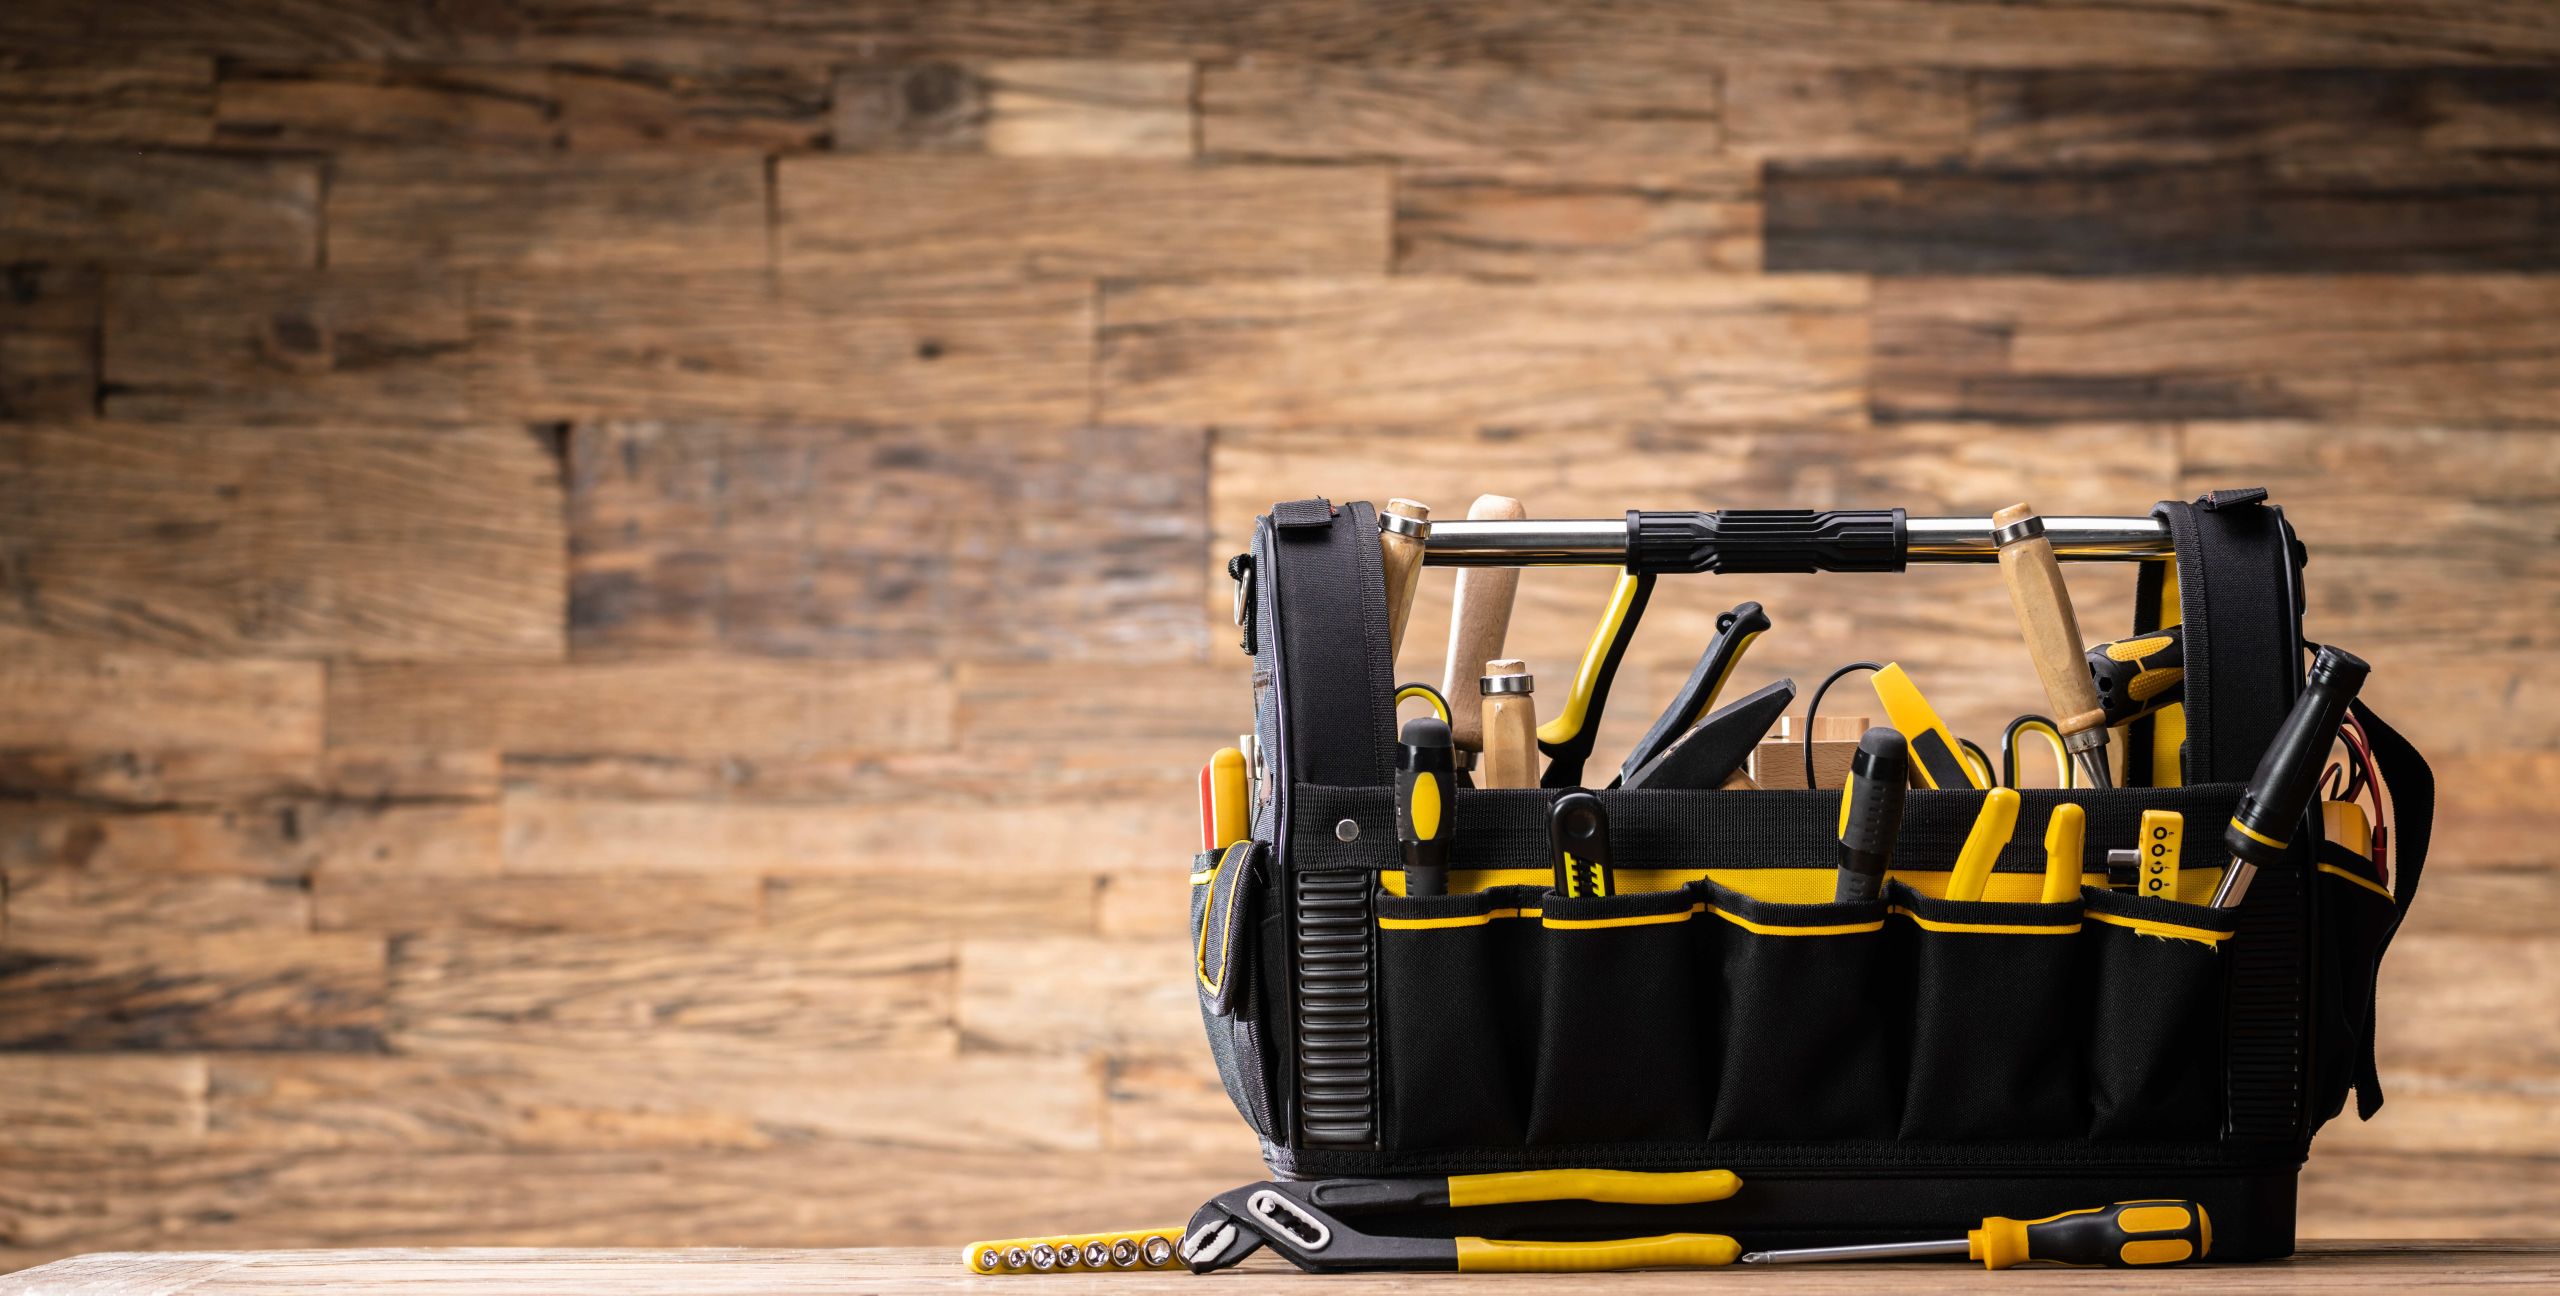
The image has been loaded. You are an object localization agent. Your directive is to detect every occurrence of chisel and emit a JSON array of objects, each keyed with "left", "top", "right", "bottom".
[
  {"left": 1378, "top": 499, "right": 1432, "bottom": 660},
  {"left": 1478, "top": 660, "right": 1540, "bottom": 790},
  {"left": 1441, "top": 494, "right": 1528, "bottom": 753},
  {"left": 2213, "top": 645, "right": 2369, "bottom": 909},
  {"left": 1993, "top": 502, "right": 2114, "bottom": 790}
]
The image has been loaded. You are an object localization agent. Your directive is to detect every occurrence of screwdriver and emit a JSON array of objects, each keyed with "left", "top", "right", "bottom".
[
  {"left": 1993, "top": 502, "right": 2114, "bottom": 790},
  {"left": 2213, "top": 645, "right": 2369, "bottom": 909},
  {"left": 1740, "top": 1199, "right": 2212, "bottom": 1269},
  {"left": 2088, "top": 624, "right": 2184, "bottom": 726},
  {"left": 1396, "top": 716, "right": 1456, "bottom": 898},
  {"left": 1378, "top": 499, "right": 1432, "bottom": 660},
  {"left": 1832, "top": 727, "right": 1907, "bottom": 903}
]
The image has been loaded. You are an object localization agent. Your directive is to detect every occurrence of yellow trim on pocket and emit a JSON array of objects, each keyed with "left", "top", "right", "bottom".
[
  {"left": 2086, "top": 908, "right": 2232, "bottom": 946},
  {"left": 1383, "top": 866, "right": 2108, "bottom": 905},
  {"left": 1379, "top": 907, "right": 1537, "bottom": 930},
  {"left": 1188, "top": 869, "right": 1215, "bottom": 885},
  {"left": 1543, "top": 905, "right": 1704, "bottom": 931},
  {"left": 1892, "top": 906, "right": 2080, "bottom": 936},
  {"left": 1706, "top": 905, "right": 1887, "bottom": 937},
  {"left": 2318, "top": 861, "right": 2393, "bottom": 901}
]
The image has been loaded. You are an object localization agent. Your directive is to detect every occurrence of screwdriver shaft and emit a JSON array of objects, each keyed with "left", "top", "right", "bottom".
[{"left": 1741, "top": 1239, "right": 1969, "bottom": 1264}]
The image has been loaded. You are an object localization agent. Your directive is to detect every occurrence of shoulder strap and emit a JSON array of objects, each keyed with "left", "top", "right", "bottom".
[
  {"left": 2343, "top": 696, "right": 2433, "bottom": 1121},
  {"left": 2151, "top": 490, "right": 2305, "bottom": 782}
]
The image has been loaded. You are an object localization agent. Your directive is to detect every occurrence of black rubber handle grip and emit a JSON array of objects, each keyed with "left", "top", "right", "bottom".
[
  {"left": 1626, "top": 509, "right": 1907, "bottom": 575},
  {"left": 2227, "top": 645, "right": 2369, "bottom": 868}
]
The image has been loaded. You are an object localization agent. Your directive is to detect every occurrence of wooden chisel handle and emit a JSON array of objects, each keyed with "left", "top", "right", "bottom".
[
  {"left": 1442, "top": 494, "right": 1527, "bottom": 750},
  {"left": 1379, "top": 498, "right": 1431, "bottom": 659},
  {"left": 1994, "top": 502, "right": 2111, "bottom": 789}
]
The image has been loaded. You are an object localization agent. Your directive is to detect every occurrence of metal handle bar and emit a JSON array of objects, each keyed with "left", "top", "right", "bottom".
[{"left": 1418, "top": 510, "right": 2171, "bottom": 572}]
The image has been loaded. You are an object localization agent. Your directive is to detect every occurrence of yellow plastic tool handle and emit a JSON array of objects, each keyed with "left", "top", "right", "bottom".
[
  {"left": 1946, "top": 787, "right": 2022, "bottom": 902},
  {"left": 2041, "top": 802, "right": 2086, "bottom": 903},
  {"left": 1970, "top": 1199, "right": 2211, "bottom": 1269},
  {"left": 2138, "top": 808, "right": 2184, "bottom": 902},
  {"left": 1871, "top": 664, "right": 1986, "bottom": 791},
  {"left": 1448, "top": 1168, "right": 1742, "bottom": 1207},
  {"left": 1455, "top": 1233, "right": 1740, "bottom": 1272}
]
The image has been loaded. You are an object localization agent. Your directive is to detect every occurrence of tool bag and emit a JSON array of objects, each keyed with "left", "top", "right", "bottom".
[{"left": 1190, "top": 490, "right": 2431, "bottom": 1261}]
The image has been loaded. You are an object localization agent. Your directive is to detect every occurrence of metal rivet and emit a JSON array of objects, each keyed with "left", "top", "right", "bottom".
[{"left": 1334, "top": 819, "right": 1360, "bottom": 842}]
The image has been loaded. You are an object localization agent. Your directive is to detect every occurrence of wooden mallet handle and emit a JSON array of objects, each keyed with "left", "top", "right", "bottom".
[
  {"left": 1442, "top": 494, "right": 1528, "bottom": 750},
  {"left": 1379, "top": 498, "right": 1431, "bottom": 659}
]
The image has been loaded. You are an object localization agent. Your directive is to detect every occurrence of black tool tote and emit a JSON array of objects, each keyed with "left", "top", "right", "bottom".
[{"left": 1190, "top": 490, "right": 2430, "bottom": 1261}]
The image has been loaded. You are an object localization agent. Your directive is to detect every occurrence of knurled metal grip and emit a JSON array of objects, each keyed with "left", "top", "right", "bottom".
[{"left": 1626, "top": 508, "right": 1908, "bottom": 575}]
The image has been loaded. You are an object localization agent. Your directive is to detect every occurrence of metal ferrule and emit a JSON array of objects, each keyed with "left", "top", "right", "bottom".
[
  {"left": 1990, "top": 514, "right": 2046, "bottom": 546},
  {"left": 1377, "top": 510, "right": 1430, "bottom": 539},
  {"left": 1422, "top": 515, "right": 2171, "bottom": 566},
  {"left": 1481, "top": 672, "right": 1534, "bottom": 695}
]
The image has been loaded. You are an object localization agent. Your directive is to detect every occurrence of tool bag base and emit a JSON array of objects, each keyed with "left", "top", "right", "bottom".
[{"left": 1191, "top": 493, "right": 2429, "bottom": 1262}]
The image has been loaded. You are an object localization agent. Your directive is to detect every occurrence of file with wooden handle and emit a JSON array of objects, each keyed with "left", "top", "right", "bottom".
[
  {"left": 1993, "top": 502, "right": 2114, "bottom": 789},
  {"left": 1477, "top": 660, "right": 1540, "bottom": 789}
]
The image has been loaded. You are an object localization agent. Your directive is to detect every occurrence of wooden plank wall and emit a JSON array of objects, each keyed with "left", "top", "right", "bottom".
[{"left": 2, "top": 1, "right": 2557, "bottom": 1265}]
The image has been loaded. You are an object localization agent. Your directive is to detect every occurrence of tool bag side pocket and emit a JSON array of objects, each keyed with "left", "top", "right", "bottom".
[
  {"left": 1527, "top": 884, "right": 1714, "bottom": 1145},
  {"left": 1375, "top": 884, "right": 1546, "bottom": 1149},
  {"left": 1896, "top": 882, "right": 2089, "bottom": 1142},
  {"left": 1191, "top": 842, "right": 1277, "bottom": 1139},
  {"left": 1707, "top": 880, "right": 1899, "bottom": 1141},
  {"left": 2082, "top": 886, "right": 2234, "bottom": 1140},
  {"left": 2311, "top": 840, "right": 2394, "bottom": 1129}
]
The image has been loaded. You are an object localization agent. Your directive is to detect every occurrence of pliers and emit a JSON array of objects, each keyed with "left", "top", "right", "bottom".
[{"left": 1177, "top": 1169, "right": 1743, "bottom": 1274}]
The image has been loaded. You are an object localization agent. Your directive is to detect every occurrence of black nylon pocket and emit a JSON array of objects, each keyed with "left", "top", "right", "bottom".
[
  {"left": 2312, "top": 841, "right": 2394, "bottom": 1128},
  {"left": 2084, "top": 887, "right": 2234, "bottom": 1140},
  {"left": 1707, "top": 881, "right": 1898, "bottom": 1141},
  {"left": 1526, "top": 886, "right": 1713, "bottom": 1145},
  {"left": 1896, "top": 882, "right": 2088, "bottom": 1141},
  {"left": 1376, "top": 884, "right": 1544, "bottom": 1148},
  {"left": 1189, "top": 844, "right": 1275, "bottom": 1138}
]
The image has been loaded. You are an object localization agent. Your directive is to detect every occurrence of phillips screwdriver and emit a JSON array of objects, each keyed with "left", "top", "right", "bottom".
[
  {"left": 1397, "top": 716, "right": 1457, "bottom": 898},
  {"left": 1378, "top": 499, "right": 1432, "bottom": 660},
  {"left": 1833, "top": 727, "right": 1907, "bottom": 903},
  {"left": 2088, "top": 624, "right": 2185, "bottom": 727},
  {"left": 1993, "top": 502, "right": 2114, "bottom": 790},
  {"left": 1740, "top": 1199, "right": 2212, "bottom": 1269},
  {"left": 2213, "top": 645, "right": 2370, "bottom": 909}
]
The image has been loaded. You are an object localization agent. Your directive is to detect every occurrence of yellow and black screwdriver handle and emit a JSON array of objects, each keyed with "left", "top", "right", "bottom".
[
  {"left": 2088, "top": 625, "right": 2186, "bottom": 727},
  {"left": 1971, "top": 1199, "right": 2212, "bottom": 1269},
  {"left": 1179, "top": 1169, "right": 1744, "bottom": 1274}
]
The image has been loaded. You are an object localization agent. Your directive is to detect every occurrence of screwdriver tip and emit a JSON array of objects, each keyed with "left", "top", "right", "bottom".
[{"left": 1737, "top": 1253, "right": 1771, "bottom": 1265}]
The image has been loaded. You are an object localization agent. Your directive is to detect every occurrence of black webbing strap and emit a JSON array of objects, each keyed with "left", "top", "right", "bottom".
[
  {"left": 2154, "top": 489, "right": 2300, "bottom": 783},
  {"left": 2344, "top": 697, "right": 2433, "bottom": 1120}
]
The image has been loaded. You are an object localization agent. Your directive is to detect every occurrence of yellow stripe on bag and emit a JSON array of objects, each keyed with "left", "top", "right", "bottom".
[
  {"left": 1382, "top": 867, "right": 2104, "bottom": 904},
  {"left": 2318, "top": 861, "right": 2393, "bottom": 901},
  {"left": 1892, "top": 906, "right": 2079, "bottom": 936},
  {"left": 2086, "top": 909, "right": 2233, "bottom": 946}
]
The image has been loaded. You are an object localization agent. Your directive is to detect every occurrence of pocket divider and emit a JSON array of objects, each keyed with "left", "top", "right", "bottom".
[{"left": 1894, "top": 881, "right": 2090, "bottom": 1142}]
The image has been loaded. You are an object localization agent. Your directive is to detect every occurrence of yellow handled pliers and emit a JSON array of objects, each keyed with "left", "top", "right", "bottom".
[{"left": 1179, "top": 1168, "right": 1742, "bottom": 1273}]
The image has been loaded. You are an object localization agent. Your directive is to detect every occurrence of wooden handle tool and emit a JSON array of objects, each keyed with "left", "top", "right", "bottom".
[
  {"left": 1478, "top": 659, "right": 1540, "bottom": 789},
  {"left": 1441, "top": 494, "right": 1527, "bottom": 751},
  {"left": 1378, "top": 498, "right": 1432, "bottom": 660},
  {"left": 1993, "top": 502, "right": 2113, "bottom": 790}
]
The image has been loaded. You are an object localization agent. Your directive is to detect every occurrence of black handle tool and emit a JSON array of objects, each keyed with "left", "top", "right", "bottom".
[
  {"left": 2213, "top": 645, "right": 2369, "bottom": 908},
  {"left": 1618, "top": 679, "right": 1796, "bottom": 792},
  {"left": 1549, "top": 791, "right": 1615, "bottom": 899},
  {"left": 1614, "top": 600, "right": 1770, "bottom": 787},
  {"left": 1832, "top": 726, "right": 1908, "bottom": 903}
]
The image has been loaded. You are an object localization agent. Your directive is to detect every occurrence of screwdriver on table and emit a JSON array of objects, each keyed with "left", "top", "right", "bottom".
[
  {"left": 2213, "top": 644, "right": 2369, "bottom": 909},
  {"left": 1993, "top": 502, "right": 2114, "bottom": 790},
  {"left": 1741, "top": 1199, "right": 2211, "bottom": 1269}
]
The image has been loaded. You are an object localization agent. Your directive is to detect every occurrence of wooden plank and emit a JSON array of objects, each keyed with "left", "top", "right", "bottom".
[
  {"left": 982, "top": 60, "right": 1192, "bottom": 158},
  {"left": 0, "top": 931, "right": 386, "bottom": 1051},
  {"left": 2300, "top": 1153, "right": 2560, "bottom": 1240},
  {"left": 2400, "top": 868, "right": 2560, "bottom": 939},
  {"left": 1096, "top": 869, "right": 1189, "bottom": 939},
  {"left": 1209, "top": 423, "right": 2175, "bottom": 765},
  {"left": 0, "top": 147, "right": 316, "bottom": 268},
  {"left": 2429, "top": 753, "right": 2560, "bottom": 870},
  {"left": 6, "top": 870, "right": 311, "bottom": 937},
  {"left": 776, "top": 158, "right": 1389, "bottom": 278},
  {"left": 566, "top": 422, "right": 1211, "bottom": 661},
  {"left": 552, "top": 62, "right": 832, "bottom": 149},
  {"left": 953, "top": 661, "right": 1238, "bottom": 775},
  {"left": 313, "top": 873, "right": 760, "bottom": 934},
  {"left": 1722, "top": 65, "right": 1970, "bottom": 159},
  {"left": 216, "top": 62, "right": 560, "bottom": 148},
  {"left": 0, "top": 264, "right": 95, "bottom": 420},
  {"left": 2313, "top": 1069, "right": 2560, "bottom": 1158},
  {"left": 763, "top": 873, "right": 1100, "bottom": 943},
  {"left": 329, "top": 659, "right": 953, "bottom": 759},
  {"left": 831, "top": 61, "right": 988, "bottom": 152},
  {"left": 386, "top": 929, "right": 954, "bottom": 1054},
  {"left": 472, "top": 274, "right": 1094, "bottom": 422},
  {"left": 0, "top": 1150, "right": 1257, "bottom": 1268},
  {"left": 499, "top": 784, "right": 1192, "bottom": 877},
  {"left": 322, "top": 747, "right": 502, "bottom": 802},
  {"left": 2372, "top": 933, "right": 2560, "bottom": 1079},
  {"left": 1103, "top": 1052, "right": 1258, "bottom": 1154},
  {"left": 102, "top": 272, "right": 475, "bottom": 423},
  {"left": 0, "top": 0, "right": 463, "bottom": 60},
  {"left": 1872, "top": 277, "right": 2560, "bottom": 426},
  {"left": 2362, "top": 649, "right": 2560, "bottom": 755},
  {"left": 1968, "top": 67, "right": 2560, "bottom": 165},
  {"left": 0, "top": 747, "right": 320, "bottom": 806},
  {"left": 1201, "top": 60, "right": 1718, "bottom": 161},
  {"left": 0, "top": 422, "right": 564, "bottom": 658},
  {"left": 204, "top": 1048, "right": 1099, "bottom": 1153},
  {"left": 329, "top": 154, "right": 768, "bottom": 271},
  {"left": 0, "top": 801, "right": 498, "bottom": 880},
  {"left": 0, "top": 644, "right": 321, "bottom": 756},
  {"left": 1767, "top": 156, "right": 2560, "bottom": 275},
  {"left": 0, "top": 1054, "right": 206, "bottom": 1152},
  {"left": 1393, "top": 161, "right": 1756, "bottom": 276},
  {"left": 956, "top": 935, "right": 1196, "bottom": 1055},
  {"left": 11, "top": 1243, "right": 2560, "bottom": 1296},
  {"left": 1103, "top": 277, "right": 1868, "bottom": 426},
  {"left": 2180, "top": 425, "right": 2560, "bottom": 651},
  {"left": 0, "top": 52, "right": 213, "bottom": 144}
]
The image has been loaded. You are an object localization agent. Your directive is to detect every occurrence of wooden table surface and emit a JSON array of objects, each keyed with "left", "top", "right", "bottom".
[{"left": 3, "top": 1244, "right": 2554, "bottom": 1294}]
